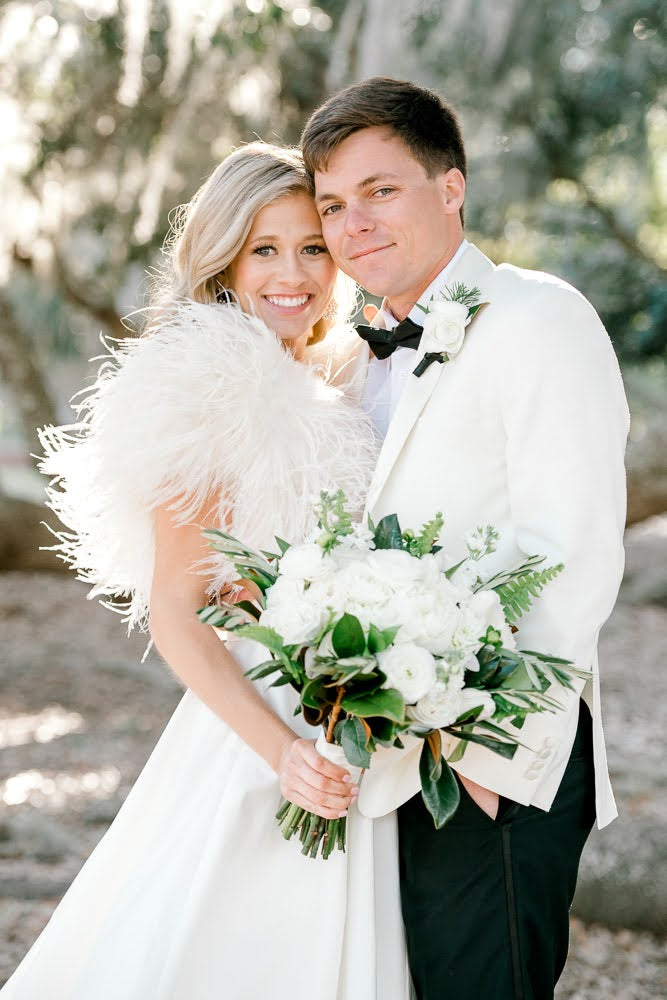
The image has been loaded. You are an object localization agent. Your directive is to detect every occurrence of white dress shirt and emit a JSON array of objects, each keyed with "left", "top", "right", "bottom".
[{"left": 361, "top": 239, "right": 469, "bottom": 438}]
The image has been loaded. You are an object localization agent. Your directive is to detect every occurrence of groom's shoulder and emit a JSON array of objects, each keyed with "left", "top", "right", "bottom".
[
  {"left": 486, "top": 260, "right": 608, "bottom": 346},
  {"left": 492, "top": 261, "right": 596, "bottom": 317}
]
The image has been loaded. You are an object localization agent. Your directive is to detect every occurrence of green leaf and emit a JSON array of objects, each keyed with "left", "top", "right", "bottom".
[
  {"left": 447, "top": 739, "right": 467, "bottom": 764},
  {"left": 301, "top": 677, "right": 326, "bottom": 709},
  {"left": 244, "top": 659, "right": 283, "bottom": 681},
  {"left": 234, "top": 624, "right": 285, "bottom": 653},
  {"left": 419, "top": 742, "right": 460, "bottom": 829},
  {"left": 274, "top": 536, "right": 291, "bottom": 555},
  {"left": 373, "top": 514, "right": 404, "bottom": 550},
  {"left": 367, "top": 623, "right": 386, "bottom": 654},
  {"left": 332, "top": 613, "right": 365, "bottom": 657},
  {"left": 341, "top": 687, "right": 405, "bottom": 722},
  {"left": 367, "top": 716, "right": 399, "bottom": 745},
  {"left": 444, "top": 725, "right": 518, "bottom": 759},
  {"left": 337, "top": 717, "right": 372, "bottom": 769}
]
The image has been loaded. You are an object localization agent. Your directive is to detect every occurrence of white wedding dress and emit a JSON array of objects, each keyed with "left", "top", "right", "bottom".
[{"left": 2, "top": 303, "right": 414, "bottom": 999}]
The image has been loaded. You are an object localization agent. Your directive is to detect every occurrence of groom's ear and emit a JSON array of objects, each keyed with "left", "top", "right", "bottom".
[{"left": 438, "top": 168, "right": 466, "bottom": 217}]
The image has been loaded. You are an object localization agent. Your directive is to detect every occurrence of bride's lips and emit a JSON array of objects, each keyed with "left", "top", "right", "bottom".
[{"left": 261, "top": 293, "right": 315, "bottom": 315}]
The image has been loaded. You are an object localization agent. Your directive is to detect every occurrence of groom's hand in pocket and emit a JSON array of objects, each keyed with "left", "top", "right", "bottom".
[
  {"left": 278, "top": 737, "right": 359, "bottom": 819},
  {"left": 459, "top": 774, "right": 500, "bottom": 820}
]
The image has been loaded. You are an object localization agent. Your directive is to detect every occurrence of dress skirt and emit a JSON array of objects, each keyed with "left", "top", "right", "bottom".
[{"left": 1, "top": 636, "right": 413, "bottom": 1000}]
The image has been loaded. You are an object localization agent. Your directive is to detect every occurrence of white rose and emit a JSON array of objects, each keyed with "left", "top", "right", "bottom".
[
  {"left": 409, "top": 679, "right": 464, "bottom": 729},
  {"left": 377, "top": 642, "right": 437, "bottom": 704},
  {"left": 278, "top": 543, "right": 331, "bottom": 582},
  {"left": 459, "top": 687, "right": 496, "bottom": 720},
  {"left": 421, "top": 300, "right": 469, "bottom": 356}
]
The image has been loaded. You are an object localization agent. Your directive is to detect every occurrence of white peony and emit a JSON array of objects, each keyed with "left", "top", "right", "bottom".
[
  {"left": 377, "top": 642, "right": 437, "bottom": 704},
  {"left": 366, "top": 548, "right": 428, "bottom": 585},
  {"left": 421, "top": 300, "right": 469, "bottom": 357},
  {"left": 261, "top": 576, "right": 327, "bottom": 644},
  {"left": 278, "top": 543, "right": 331, "bottom": 582},
  {"left": 394, "top": 577, "right": 462, "bottom": 654}
]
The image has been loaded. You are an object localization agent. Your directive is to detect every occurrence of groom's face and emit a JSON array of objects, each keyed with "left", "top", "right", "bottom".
[{"left": 313, "top": 127, "right": 464, "bottom": 316}]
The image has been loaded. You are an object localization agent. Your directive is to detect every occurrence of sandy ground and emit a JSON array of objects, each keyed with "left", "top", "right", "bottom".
[{"left": 1, "top": 518, "right": 666, "bottom": 996}]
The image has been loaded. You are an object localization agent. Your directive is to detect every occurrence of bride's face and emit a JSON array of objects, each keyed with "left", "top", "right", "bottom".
[{"left": 225, "top": 190, "right": 337, "bottom": 350}]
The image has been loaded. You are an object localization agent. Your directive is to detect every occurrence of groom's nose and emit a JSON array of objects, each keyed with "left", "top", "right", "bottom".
[{"left": 344, "top": 202, "right": 374, "bottom": 238}]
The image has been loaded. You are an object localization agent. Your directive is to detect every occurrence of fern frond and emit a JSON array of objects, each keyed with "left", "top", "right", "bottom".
[{"left": 495, "top": 563, "right": 564, "bottom": 623}]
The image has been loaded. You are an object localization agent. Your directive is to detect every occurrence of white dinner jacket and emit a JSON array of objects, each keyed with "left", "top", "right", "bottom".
[{"left": 348, "top": 242, "right": 630, "bottom": 830}]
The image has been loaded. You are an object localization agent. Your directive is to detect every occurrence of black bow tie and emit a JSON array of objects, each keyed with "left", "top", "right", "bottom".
[{"left": 355, "top": 316, "right": 424, "bottom": 360}]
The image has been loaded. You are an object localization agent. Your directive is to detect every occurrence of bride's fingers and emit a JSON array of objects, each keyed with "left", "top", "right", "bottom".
[
  {"left": 284, "top": 779, "right": 352, "bottom": 820},
  {"left": 298, "top": 739, "right": 352, "bottom": 784}
]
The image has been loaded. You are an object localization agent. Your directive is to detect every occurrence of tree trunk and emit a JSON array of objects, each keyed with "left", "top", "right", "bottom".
[{"left": 0, "top": 291, "right": 58, "bottom": 457}]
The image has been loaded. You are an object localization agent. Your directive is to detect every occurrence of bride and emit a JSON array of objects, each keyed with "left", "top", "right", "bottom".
[{"left": 2, "top": 144, "right": 413, "bottom": 999}]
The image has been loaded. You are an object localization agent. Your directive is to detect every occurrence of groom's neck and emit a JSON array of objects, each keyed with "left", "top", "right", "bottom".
[{"left": 384, "top": 237, "right": 465, "bottom": 321}]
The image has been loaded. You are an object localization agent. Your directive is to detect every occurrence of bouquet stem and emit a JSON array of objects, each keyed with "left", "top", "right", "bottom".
[{"left": 275, "top": 799, "right": 347, "bottom": 859}]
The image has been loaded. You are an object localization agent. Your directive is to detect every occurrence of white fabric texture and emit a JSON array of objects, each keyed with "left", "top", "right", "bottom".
[{"left": 4, "top": 305, "right": 414, "bottom": 999}]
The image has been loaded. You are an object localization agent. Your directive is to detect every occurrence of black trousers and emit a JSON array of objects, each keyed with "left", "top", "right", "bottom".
[{"left": 397, "top": 700, "right": 596, "bottom": 1000}]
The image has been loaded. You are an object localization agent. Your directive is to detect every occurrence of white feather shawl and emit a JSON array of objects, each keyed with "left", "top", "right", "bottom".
[{"left": 37, "top": 301, "right": 377, "bottom": 633}]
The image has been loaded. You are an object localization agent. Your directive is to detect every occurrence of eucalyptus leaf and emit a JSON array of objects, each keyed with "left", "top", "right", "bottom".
[{"left": 338, "top": 717, "right": 372, "bottom": 769}]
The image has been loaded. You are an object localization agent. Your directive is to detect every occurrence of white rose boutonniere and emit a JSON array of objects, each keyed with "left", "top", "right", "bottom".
[{"left": 413, "top": 282, "right": 489, "bottom": 377}]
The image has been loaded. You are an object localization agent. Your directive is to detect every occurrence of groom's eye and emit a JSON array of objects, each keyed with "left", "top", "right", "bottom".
[
  {"left": 321, "top": 203, "right": 342, "bottom": 216},
  {"left": 374, "top": 187, "right": 395, "bottom": 197}
]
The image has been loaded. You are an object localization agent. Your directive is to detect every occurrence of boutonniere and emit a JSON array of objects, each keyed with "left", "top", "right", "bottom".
[{"left": 413, "top": 283, "right": 489, "bottom": 377}]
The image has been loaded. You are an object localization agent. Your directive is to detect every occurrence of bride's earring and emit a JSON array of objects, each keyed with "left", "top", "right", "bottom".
[{"left": 215, "top": 275, "right": 233, "bottom": 304}]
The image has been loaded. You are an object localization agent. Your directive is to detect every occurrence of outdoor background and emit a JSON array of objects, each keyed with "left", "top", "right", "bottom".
[{"left": 0, "top": 0, "right": 665, "bottom": 994}]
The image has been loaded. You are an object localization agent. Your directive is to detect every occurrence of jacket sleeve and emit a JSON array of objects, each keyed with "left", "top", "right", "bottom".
[{"left": 452, "top": 275, "right": 630, "bottom": 806}]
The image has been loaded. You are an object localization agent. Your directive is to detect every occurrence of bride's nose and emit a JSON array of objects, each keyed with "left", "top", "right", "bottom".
[{"left": 274, "top": 251, "right": 310, "bottom": 285}]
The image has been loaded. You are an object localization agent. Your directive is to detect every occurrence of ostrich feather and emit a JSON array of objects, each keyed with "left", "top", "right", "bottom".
[{"left": 37, "top": 301, "right": 378, "bottom": 633}]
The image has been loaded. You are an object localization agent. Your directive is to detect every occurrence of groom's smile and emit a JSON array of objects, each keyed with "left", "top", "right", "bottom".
[{"left": 314, "top": 127, "right": 466, "bottom": 319}]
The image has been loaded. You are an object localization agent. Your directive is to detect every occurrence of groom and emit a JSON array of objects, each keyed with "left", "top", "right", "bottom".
[{"left": 301, "top": 78, "right": 630, "bottom": 999}]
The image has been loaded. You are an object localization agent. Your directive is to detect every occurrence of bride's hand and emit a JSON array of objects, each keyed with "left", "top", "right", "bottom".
[{"left": 278, "top": 737, "right": 359, "bottom": 820}]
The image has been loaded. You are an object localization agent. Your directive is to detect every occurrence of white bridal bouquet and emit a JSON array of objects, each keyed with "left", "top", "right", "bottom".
[{"left": 198, "top": 492, "right": 587, "bottom": 859}]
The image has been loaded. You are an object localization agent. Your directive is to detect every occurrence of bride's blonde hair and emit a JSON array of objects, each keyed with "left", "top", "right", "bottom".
[{"left": 155, "top": 142, "right": 355, "bottom": 345}]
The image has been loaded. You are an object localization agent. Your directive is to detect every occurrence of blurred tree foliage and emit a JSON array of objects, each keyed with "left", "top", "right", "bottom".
[{"left": 0, "top": 0, "right": 664, "bottom": 453}]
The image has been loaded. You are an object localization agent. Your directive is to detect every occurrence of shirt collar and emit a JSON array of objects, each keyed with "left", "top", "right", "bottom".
[{"left": 378, "top": 238, "right": 469, "bottom": 331}]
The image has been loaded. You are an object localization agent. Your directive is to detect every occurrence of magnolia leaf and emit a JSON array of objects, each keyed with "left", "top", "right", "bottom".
[
  {"left": 419, "top": 742, "right": 460, "bottom": 829},
  {"left": 332, "top": 613, "right": 365, "bottom": 658},
  {"left": 341, "top": 687, "right": 405, "bottom": 722},
  {"left": 373, "top": 514, "right": 404, "bottom": 550}
]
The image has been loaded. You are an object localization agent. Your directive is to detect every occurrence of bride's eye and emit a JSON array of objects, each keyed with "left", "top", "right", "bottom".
[
  {"left": 252, "top": 244, "right": 276, "bottom": 256},
  {"left": 303, "top": 244, "right": 328, "bottom": 256}
]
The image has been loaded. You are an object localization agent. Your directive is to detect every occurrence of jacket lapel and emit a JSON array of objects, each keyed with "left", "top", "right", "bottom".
[{"left": 364, "top": 243, "right": 496, "bottom": 516}]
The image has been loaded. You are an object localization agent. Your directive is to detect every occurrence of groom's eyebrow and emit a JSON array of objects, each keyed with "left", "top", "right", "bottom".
[{"left": 315, "top": 173, "right": 402, "bottom": 205}]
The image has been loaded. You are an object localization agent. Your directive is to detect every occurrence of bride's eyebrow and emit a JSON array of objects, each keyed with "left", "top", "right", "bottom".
[{"left": 249, "top": 233, "right": 324, "bottom": 242}]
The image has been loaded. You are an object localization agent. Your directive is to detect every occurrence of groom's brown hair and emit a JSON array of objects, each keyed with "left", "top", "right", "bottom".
[{"left": 301, "top": 77, "right": 466, "bottom": 185}]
